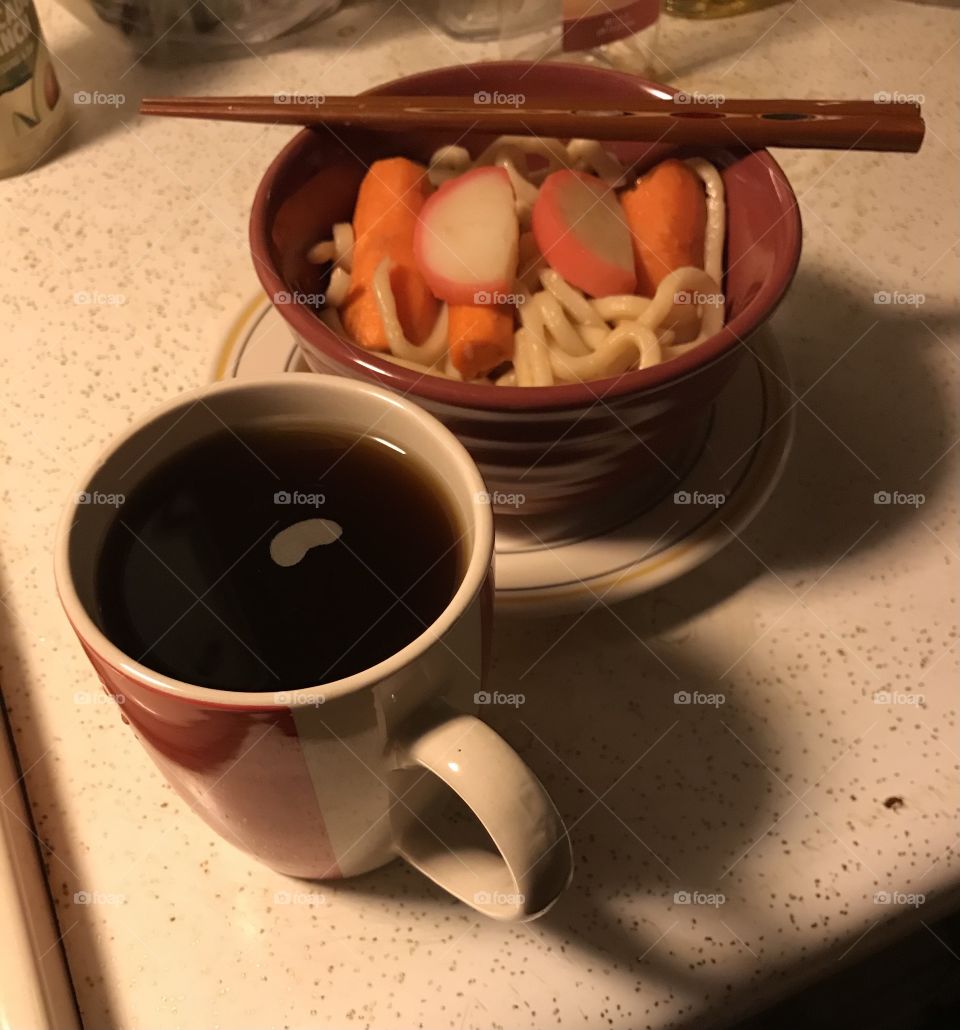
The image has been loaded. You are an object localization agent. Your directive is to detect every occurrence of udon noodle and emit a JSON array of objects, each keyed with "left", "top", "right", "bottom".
[{"left": 309, "top": 137, "right": 726, "bottom": 387}]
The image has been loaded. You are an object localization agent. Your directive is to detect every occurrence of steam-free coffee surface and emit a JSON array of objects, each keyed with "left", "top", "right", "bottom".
[{"left": 96, "top": 425, "right": 462, "bottom": 692}]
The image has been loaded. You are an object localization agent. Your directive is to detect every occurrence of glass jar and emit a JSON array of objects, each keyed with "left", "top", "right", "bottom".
[{"left": 664, "top": 0, "right": 782, "bottom": 18}]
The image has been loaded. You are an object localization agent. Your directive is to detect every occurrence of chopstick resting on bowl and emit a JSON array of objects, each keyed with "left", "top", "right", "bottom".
[{"left": 139, "top": 93, "right": 925, "bottom": 153}]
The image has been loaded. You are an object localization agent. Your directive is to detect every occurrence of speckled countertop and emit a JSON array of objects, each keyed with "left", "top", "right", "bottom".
[{"left": 1, "top": 1, "right": 958, "bottom": 1028}]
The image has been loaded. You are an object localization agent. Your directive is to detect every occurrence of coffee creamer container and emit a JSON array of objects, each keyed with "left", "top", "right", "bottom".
[{"left": 0, "top": 0, "right": 67, "bottom": 178}]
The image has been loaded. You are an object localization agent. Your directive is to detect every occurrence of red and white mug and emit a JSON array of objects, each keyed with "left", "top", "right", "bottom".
[{"left": 55, "top": 375, "right": 572, "bottom": 920}]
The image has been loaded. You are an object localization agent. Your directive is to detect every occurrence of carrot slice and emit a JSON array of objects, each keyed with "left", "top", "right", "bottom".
[
  {"left": 340, "top": 158, "right": 438, "bottom": 350},
  {"left": 448, "top": 304, "right": 515, "bottom": 380},
  {"left": 619, "top": 159, "right": 707, "bottom": 297},
  {"left": 352, "top": 157, "right": 423, "bottom": 239}
]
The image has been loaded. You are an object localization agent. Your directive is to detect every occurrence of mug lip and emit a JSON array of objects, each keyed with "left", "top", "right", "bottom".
[
  {"left": 249, "top": 60, "right": 802, "bottom": 414},
  {"left": 54, "top": 373, "right": 494, "bottom": 711}
]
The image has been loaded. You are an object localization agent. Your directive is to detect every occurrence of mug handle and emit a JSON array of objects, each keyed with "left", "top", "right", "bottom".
[{"left": 391, "top": 699, "right": 573, "bottom": 921}]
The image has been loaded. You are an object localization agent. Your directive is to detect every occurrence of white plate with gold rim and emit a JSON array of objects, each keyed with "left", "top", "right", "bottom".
[{"left": 213, "top": 297, "right": 794, "bottom": 616}]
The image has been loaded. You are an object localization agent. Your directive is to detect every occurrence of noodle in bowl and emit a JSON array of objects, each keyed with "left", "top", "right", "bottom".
[
  {"left": 309, "top": 141, "right": 726, "bottom": 388},
  {"left": 250, "top": 62, "right": 802, "bottom": 516}
]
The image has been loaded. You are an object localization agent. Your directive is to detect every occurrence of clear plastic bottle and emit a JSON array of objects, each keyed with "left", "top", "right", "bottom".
[{"left": 0, "top": 0, "right": 67, "bottom": 179}]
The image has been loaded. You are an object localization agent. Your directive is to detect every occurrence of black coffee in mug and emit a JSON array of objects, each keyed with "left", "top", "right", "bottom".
[{"left": 95, "top": 424, "right": 464, "bottom": 692}]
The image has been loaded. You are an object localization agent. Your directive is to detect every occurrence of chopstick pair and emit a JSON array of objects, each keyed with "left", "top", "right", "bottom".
[{"left": 139, "top": 93, "right": 925, "bottom": 153}]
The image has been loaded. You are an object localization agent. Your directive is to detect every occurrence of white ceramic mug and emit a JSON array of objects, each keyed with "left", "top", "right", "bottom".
[{"left": 55, "top": 374, "right": 572, "bottom": 921}]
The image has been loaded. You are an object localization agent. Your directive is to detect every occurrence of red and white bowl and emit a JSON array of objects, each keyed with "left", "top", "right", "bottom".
[{"left": 250, "top": 62, "right": 801, "bottom": 516}]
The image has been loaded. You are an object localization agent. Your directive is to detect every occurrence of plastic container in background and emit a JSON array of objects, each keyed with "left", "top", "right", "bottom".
[
  {"left": 0, "top": 0, "right": 67, "bottom": 179},
  {"left": 432, "top": 0, "right": 501, "bottom": 39},
  {"left": 62, "top": 0, "right": 342, "bottom": 57},
  {"left": 497, "top": 0, "right": 661, "bottom": 74}
]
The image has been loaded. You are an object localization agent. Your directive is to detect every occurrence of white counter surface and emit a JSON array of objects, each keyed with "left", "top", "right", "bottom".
[{"left": 1, "top": 1, "right": 958, "bottom": 1027}]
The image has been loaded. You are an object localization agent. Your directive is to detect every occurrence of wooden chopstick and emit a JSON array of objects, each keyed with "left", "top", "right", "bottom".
[{"left": 139, "top": 94, "right": 925, "bottom": 153}]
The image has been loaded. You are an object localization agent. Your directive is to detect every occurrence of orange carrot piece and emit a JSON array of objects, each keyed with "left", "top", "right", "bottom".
[
  {"left": 448, "top": 304, "right": 515, "bottom": 380},
  {"left": 344, "top": 241, "right": 438, "bottom": 350},
  {"left": 352, "top": 157, "right": 424, "bottom": 239},
  {"left": 619, "top": 159, "right": 707, "bottom": 297},
  {"left": 340, "top": 158, "right": 438, "bottom": 351}
]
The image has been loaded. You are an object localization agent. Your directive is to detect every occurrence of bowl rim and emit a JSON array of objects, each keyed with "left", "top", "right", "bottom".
[{"left": 249, "top": 61, "right": 802, "bottom": 413}]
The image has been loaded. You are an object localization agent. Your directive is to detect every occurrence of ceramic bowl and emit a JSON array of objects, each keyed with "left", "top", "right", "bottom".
[{"left": 250, "top": 62, "right": 801, "bottom": 516}]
